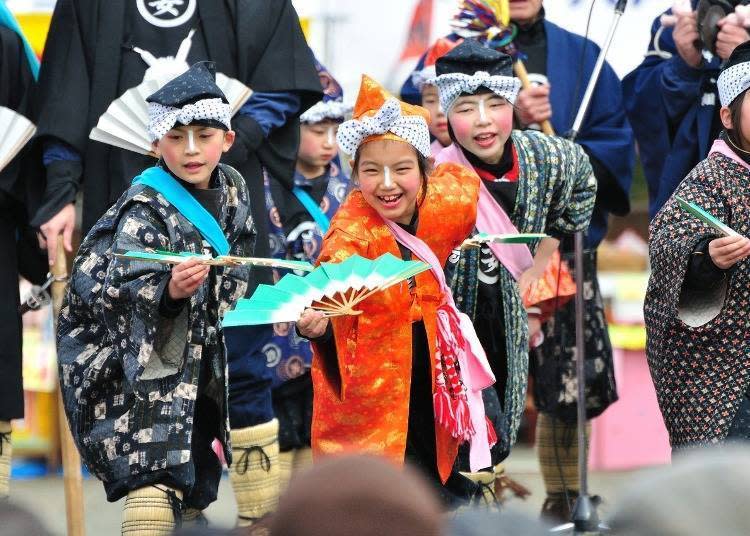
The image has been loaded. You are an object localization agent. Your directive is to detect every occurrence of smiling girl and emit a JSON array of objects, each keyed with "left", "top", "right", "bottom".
[
  {"left": 296, "top": 75, "right": 496, "bottom": 506},
  {"left": 430, "top": 40, "right": 596, "bottom": 468}
]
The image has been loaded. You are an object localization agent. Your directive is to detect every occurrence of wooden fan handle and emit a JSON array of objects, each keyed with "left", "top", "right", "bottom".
[{"left": 513, "top": 60, "right": 555, "bottom": 136}]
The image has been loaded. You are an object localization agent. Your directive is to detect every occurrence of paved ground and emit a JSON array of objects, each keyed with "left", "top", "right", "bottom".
[{"left": 7, "top": 446, "right": 663, "bottom": 535}]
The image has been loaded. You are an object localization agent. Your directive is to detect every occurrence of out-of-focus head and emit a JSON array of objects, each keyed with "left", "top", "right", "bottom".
[{"left": 268, "top": 454, "right": 444, "bottom": 536}]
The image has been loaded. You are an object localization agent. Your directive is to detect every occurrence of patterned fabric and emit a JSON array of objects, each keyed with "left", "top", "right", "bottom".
[
  {"left": 337, "top": 98, "right": 431, "bottom": 158},
  {"left": 445, "top": 130, "right": 596, "bottom": 445},
  {"left": 264, "top": 163, "right": 350, "bottom": 389},
  {"left": 645, "top": 151, "right": 750, "bottom": 447},
  {"left": 429, "top": 71, "right": 521, "bottom": 112},
  {"left": 530, "top": 249, "right": 617, "bottom": 422},
  {"left": 57, "top": 164, "right": 255, "bottom": 494},
  {"left": 717, "top": 42, "right": 750, "bottom": 106},
  {"left": 148, "top": 98, "right": 231, "bottom": 141},
  {"left": 311, "top": 163, "right": 479, "bottom": 484},
  {"left": 300, "top": 101, "right": 351, "bottom": 125}
]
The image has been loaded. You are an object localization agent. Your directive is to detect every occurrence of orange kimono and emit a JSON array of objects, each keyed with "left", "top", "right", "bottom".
[{"left": 311, "top": 162, "right": 479, "bottom": 483}]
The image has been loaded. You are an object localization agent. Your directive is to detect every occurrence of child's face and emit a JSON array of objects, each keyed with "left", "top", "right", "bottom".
[
  {"left": 355, "top": 140, "right": 423, "bottom": 225},
  {"left": 448, "top": 93, "right": 513, "bottom": 165},
  {"left": 421, "top": 84, "right": 450, "bottom": 147},
  {"left": 153, "top": 125, "right": 235, "bottom": 188},
  {"left": 298, "top": 120, "right": 339, "bottom": 173}
]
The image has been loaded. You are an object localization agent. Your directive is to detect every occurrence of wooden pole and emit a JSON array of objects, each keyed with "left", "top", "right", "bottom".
[
  {"left": 513, "top": 60, "right": 555, "bottom": 136},
  {"left": 51, "top": 236, "right": 85, "bottom": 536}
]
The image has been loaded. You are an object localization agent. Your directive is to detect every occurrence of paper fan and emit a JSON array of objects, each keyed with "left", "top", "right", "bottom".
[
  {"left": 461, "top": 232, "right": 548, "bottom": 248},
  {"left": 114, "top": 249, "right": 314, "bottom": 272},
  {"left": 0, "top": 106, "right": 36, "bottom": 173},
  {"left": 89, "top": 76, "right": 253, "bottom": 155},
  {"left": 676, "top": 196, "right": 739, "bottom": 237},
  {"left": 222, "top": 253, "right": 430, "bottom": 327}
]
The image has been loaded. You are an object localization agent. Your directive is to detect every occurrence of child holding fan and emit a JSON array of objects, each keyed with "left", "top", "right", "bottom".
[
  {"left": 430, "top": 39, "right": 597, "bottom": 472},
  {"left": 263, "top": 59, "right": 351, "bottom": 489},
  {"left": 646, "top": 42, "right": 750, "bottom": 450},
  {"left": 297, "top": 75, "right": 496, "bottom": 506}
]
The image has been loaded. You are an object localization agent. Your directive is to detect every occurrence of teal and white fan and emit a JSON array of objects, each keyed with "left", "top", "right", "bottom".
[
  {"left": 222, "top": 253, "right": 430, "bottom": 326},
  {"left": 676, "top": 196, "right": 740, "bottom": 237},
  {"left": 115, "top": 249, "right": 314, "bottom": 272},
  {"left": 461, "top": 232, "right": 548, "bottom": 248}
]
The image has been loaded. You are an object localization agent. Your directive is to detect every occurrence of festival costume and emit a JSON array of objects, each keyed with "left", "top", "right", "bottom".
[
  {"left": 645, "top": 43, "right": 750, "bottom": 449},
  {"left": 261, "top": 61, "right": 351, "bottom": 493},
  {"left": 0, "top": 13, "right": 47, "bottom": 500},
  {"left": 433, "top": 41, "right": 597, "bottom": 460},
  {"left": 57, "top": 65, "right": 255, "bottom": 534},
  {"left": 311, "top": 76, "right": 495, "bottom": 506}
]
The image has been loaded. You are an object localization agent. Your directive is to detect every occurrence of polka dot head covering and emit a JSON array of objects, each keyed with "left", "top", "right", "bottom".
[
  {"left": 431, "top": 38, "right": 520, "bottom": 112},
  {"left": 146, "top": 62, "right": 232, "bottom": 141},
  {"left": 336, "top": 74, "right": 432, "bottom": 157},
  {"left": 718, "top": 41, "right": 750, "bottom": 107}
]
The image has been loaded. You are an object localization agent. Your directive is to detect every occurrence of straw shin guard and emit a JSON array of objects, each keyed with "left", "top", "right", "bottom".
[
  {"left": 536, "top": 413, "right": 590, "bottom": 496},
  {"left": 0, "top": 421, "right": 11, "bottom": 500},
  {"left": 229, "top": 418, "right": 280, "bottom": 526},
  {"left": 292, "top": 447, "right": 313, "bottom": 473},
  {"left": 278, "top": 450, "right": 294, "bottom": 491},
  {"left": 121, "top": 485, "right": 184, "bottom": 536}
]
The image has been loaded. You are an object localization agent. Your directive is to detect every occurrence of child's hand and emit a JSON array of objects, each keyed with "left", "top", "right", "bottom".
[
  {"left": 297, "top": 308, "right": 329, "bottom": 339},
  {"left": 518, "top": 265, "right": 544, "bottom": 296},
  {"left": 168, "top": 257, "right": 210, "bottom": 300},
  {"left": 708, "top": 235, "right": 750, "bottom": 270}
]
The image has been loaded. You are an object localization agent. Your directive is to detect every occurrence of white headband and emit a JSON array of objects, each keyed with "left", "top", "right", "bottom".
[
  {"left": 336, "top": 97, "right": 431, "bottom": 158},
  {"left": 300, "top": 100, "right": 352, "bottom": 124},
  {"left": 147, "top": 97, "right": 232, "bottom": 141},
  {"left": 718, "top": 62, "right": 750, "bottom": 107},
  {"left": 411, "top": 65, "right": 437, "bottom": 92},
  {"left": 428, "top": 71, "right": 521, "bottom": 112}
]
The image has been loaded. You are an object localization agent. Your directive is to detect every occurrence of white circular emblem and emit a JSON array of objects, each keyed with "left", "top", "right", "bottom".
[{"left": 136, "top": 0, "right": 197, "bottom": 28}]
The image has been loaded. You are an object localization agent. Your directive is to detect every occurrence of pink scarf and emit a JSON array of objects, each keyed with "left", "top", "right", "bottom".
[
  {"left": 382, "top": 217, "right": 495, "bottom": 471},
  {"left": 435, "top": 143, "right": 534, "bottom": 281},
  {"left": 709, "top": 138, "right": 750, "bottom": 172}
]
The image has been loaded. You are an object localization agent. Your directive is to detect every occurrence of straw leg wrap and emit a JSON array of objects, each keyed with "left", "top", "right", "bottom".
[
  {"left": 278, "top": 450, "right": 294, "bottom": 492},
  {"left": 536, "top": 413, "right": 590, "bottom": 494},
  {"left": 0, "top": 421, "right": 11, "bottom": 500},
  {"left": 121, "top": 485, "right": 183, "bottom": 536},
  {"left": 229, "top": 418, "right": 280, "bottom": 526}
]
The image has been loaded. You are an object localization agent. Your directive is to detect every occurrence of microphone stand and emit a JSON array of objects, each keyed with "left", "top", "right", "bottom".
[{"left": 552, "top": 1, "right": 628, "bottom": 534}]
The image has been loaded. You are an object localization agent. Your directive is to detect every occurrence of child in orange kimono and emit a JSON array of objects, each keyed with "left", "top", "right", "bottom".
[{"left": 297, "top": 75, "right": 496, "bottom": 506}]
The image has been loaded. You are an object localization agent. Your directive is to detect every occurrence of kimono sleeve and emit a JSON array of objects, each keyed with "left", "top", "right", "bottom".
[
  {"left": 312, "top": 226, "right": 370, "bottom": 398},
  {"left": 544, "top": 137, "right": 597, "bottom": 238},
  {"left": 102, "top": 201, "right": 187, "bottom": 396},
  {"left": 647, "top": 160, "right": 728, "bottom": 325}
]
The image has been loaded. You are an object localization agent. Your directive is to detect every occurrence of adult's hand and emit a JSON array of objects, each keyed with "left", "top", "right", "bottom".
[
  {"left": 515, "top": 85, "right": 552, "bottom": 127},
  {"left": 715, "top": 17, "right": 750, "bottom": 61},
  {"left": 38, "top": 203, "right": 76, "bottom": 266},
  {"left": 673, "top": 11, "right": 703, "bottom": 68}
]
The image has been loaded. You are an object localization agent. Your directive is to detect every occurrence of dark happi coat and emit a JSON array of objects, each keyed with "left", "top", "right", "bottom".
[
  {"left": 445, "top": 130, "right": 596, "bottom": 445},
  {"left": 645, "top": 150, "right": 750, "bottom": 447},
  {"left": 57, "top": 164, "right": 254, "bottom": 496}
]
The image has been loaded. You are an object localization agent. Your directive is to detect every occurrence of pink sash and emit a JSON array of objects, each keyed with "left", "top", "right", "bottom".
[
  {"left": 435, "top": 143, "right": 534, "bottom": 281},
  {"left": 382, "top": 217, "right": 495, "bottom": 471}
]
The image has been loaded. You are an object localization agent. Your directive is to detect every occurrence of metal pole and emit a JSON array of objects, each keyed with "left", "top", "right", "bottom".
[{"left": 560, "top": 1, "right": 628, "bottom": 533}]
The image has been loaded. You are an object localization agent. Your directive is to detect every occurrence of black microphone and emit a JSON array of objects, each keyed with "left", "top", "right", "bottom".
[{"left": 615, "top": 0, "right": 628, "bottom": 12}]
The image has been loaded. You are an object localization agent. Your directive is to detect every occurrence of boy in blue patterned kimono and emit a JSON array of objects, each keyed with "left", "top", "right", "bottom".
[
  {"left": 262, "top": 60, "right": 350, "bottom": 488},
  {"left": 57, "top": 63, "right": 255, "bottom": 534}
]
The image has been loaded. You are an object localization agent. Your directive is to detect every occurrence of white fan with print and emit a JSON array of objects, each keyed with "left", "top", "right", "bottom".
[
  {"left": 0, "top": 106, "right": 36, "bottom": 173},
  {"left": 89, "top": 29, "right": 253, "bottom": 156}
]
